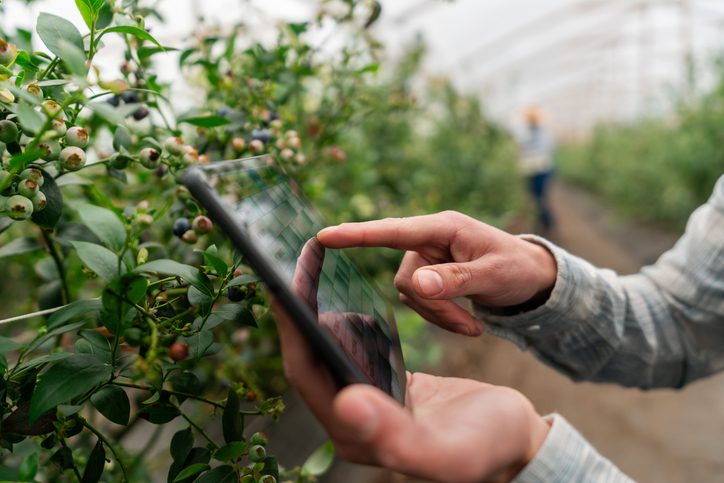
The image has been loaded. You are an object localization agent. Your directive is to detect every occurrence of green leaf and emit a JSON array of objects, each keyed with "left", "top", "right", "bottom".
[
  {"left": 195, "top": 465, "right": 237, "bottom": 483},
  {"left": 9, "top": 149, "right": 43, "bottom": 168},
  {"left": 91, "top": 385, "right": 130, "bottom": 426},
  {"left": 17, "top": 101, "right": 45, "bottom": 135},
  {"left": 226, "top": 274, "right": 262, "bottom": 288},
  {"left": 0, "top": 237, "right": 43, "bottom": 259},
  {"left": 137, "top": 46, "right": 178, "bottom": 60},
  {"left": 29, "top": 354, "right": 112, "bottom": 422},
  {"left": 302, "top": 441, "right": 335, "bottom": 476},
  {"left": 70, "top": 241, "right": 124, "bottom": 282},
  {"left": 78, "top": 330, "right": 111, "bottom": 351},
  {"left": 167, "top": 372, "right": 200, "bottom": 404},
  {"left": 184, "top": 331, "right": 213, "bottom": 362},
  {"left": 187, "top": 286, "right": 212, "bottom": 315},
  {"left": 76, "top": 204, "right": 127, "bottom": 252},
  {"left": 96, "top": 2, "right": 113, "bottom": 29},
  {"left": 0, "top": 467, "right": 19, "bottom": 480},
  {"left": 36, "top": 12, "right": 85, "bottom": 60},
  {"left": 212, "top": 442, "right": 247, "bottom": 462},
  {"left": 178, "top": 115, "right": 231, "bottom": 128},
  {"left": 136, "top": 404, "right": 180, "bottom": 425},
  {"left": 18, "top": 452, "right": 38, "bottom": 481},
  {"left": 49, "top": 447, "right": 75, "bottom": 470},
  {"left": 14, "top": 51, "right": 40, "bottom": 72},
  {"left": 97, "top": 26, "right": 164, "bottom": 50},
  {"left": 0, "top": 336, "right": 22, "bottom": 354},
  {"left": 101, "top": 273, "right": 148, "bottom": 321},
  {"left": 31, "top": 170, "right": 63, "bottom": 232},
  {"left": 173, "top": 463, "right": 210, "bottom": 482},
  {"left": 12, "top": 352, "right": 72, "bottom": 375},
  {"left": 170, "top": 427, "right": 194, "bottom": 463},
  {"left": 57, "top": 404, "right": 84, "bottom": 417},
  {"left": 221, "top": 388, "right": 243, "bottom": 444},
  {"left": 260, "top": 456, "right": 280, "bottom": 480},
  {"left": 212, "top": 304, "right": 257, "bottom": 328},
  {"left": 82, "top": 439, "right": 105, "bottom": 483},
  {"left": 29, "top": 320, "right": 89, "bottom": 354},
  {"left": 75, "top": 0, "right": 93, "bottom": 29},
  {"left": 58, "top": 38, "right": 88, "bottom": 76},
  {"left": 47, "top": 298, "right": 102, "bottom": 329},
  {"left": 135, "top": 260, "right": 214, "bottom": 296},
  {"left": 112, "top": 125, "right": 132, "bottom": 151},
  {"left": 90, "top": 0, "right": 105, "bottom": 12},
  {"left": 196, "top": 249, "right": 227, "bottom": 278}
]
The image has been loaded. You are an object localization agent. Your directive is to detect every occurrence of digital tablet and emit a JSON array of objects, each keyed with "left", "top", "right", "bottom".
[{"left": 185, "top": 155, "right": 406, "bottom": 404}]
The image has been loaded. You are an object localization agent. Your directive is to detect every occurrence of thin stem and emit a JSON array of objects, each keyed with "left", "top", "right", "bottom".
[
  {"left": 37, "top": 57, "right": 59, "bottom": 82},
  {"left": 42, "top": 230, "right": 70, "bottom": 305},
  {"left": 162, "top": 307, "right": 195, "bottom": 326},
  {"left": 59, "top": 439, "right": 83, "bottom": 482},
  {"left": 111, "top": 381, "right": 225, "bottom": 409},
  {"left": 172, "top": 403, "right": 220, "bottom": 450},
  {"left": 82, "top": 420, "right": 130, "bottom": 482}
]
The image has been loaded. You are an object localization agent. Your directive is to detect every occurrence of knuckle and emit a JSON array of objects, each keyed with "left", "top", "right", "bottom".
[{"left": 447, "top": 263, "right": 473, "bottom": 291}]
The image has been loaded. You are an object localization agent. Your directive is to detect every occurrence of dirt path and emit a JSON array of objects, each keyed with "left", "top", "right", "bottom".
[{"left": 362, "top": 182, "right": 724, "bottom": 483}]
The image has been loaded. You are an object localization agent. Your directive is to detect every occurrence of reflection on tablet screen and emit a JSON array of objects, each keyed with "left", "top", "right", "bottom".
[{"left": 208, "top": 161, "right": 403, "bottom": 401}]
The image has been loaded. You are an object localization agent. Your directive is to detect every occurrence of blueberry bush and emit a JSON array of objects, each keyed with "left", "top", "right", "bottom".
[{"left": 0, "top": 0, "right": 524, "bottom": 481}]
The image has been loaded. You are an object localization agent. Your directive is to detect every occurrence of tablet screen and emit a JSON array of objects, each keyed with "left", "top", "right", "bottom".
[{"left": 199, "top": 156, "right": 405, "bottom": 402}]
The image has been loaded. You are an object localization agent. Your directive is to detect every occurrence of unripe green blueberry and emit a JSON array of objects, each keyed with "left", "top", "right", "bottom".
[
  {"left": 0, "top": 39, "right": 17, "bottom": 66},
  {"left": 59, "top": 147, "right": 87, "bottom": 171},
  {"left": 139, "top": 148, "right": 161, "bottom": 169},
  {"left": 182, "top": 145, "right": 199, "bottom": 164},
  {"left": 260, "top": 476, "right": 276, "bottom": 483},
  {"left": 31, "top": 191, "right": 47, "bottom": 211},
  {"left": 18, "top": 178, "right": 39, "bottom": 198},
  {"left": 181, "top": 230, "right": 197, "bottom": 244},
  {"left": 123, "top": 328, "right": 143, "bottom": 347},
  {"left": 24, "top": 84, "right": 43, "bottom": 102},
  {"left": 249, "top": 445, "right": 266, "bottom": 462},
  {"left": 109, "top": 152, "right": 132, "bottom": 170},
  {"left": 66, "top": 126, "right": 89, "bottom": 148},
  {"left": 50, "top": 117, "right": 67, "bottom": 138},
  {"left": 0, "top": 170, "right": 11, "bottom": 187},
  {"left": 250, "top": 432, "right": 268, "bottom": 446},
  {"left": 38, "top": 140, "right": 61, "bottom": 162},
  {"left": 6, "top": 195, "right": 33, "bottom": 220},
  {"left": 42, "top": 100, "right": 61, "bottom": 117},
  {"left": 295, "top": 153, "right": 306, "bottom": 165},
  {"left": 231, "top": 138, "right": 246, "bottom": 153},
  {"left": 285, "top": 130, "right": 299, "bottom": 139},
  {"left": 164, "top": 137, "right": 184, "bottom": 156},
  {"left": 137, "top": 214, "right": 153, "bottom": 225},
  {"left": 199, "top": 154, "right": 210, "bottom": 164},
  {"left": 287, "top": 136, "right": 302, "bottom": 149},
  {"left": 249, "top": 139, "right": 264, "bottom": 153},
  {"left": 21, "top": 168, "right": 44, "bottom": 187},
  {"left": 0, "top": 120, "right": 19, "bottom": 143},
  {"left": 192, "top": 215, "right": 213, "bottom": 234},
  {"left": 175, "top": 186, "right": 190, "bottom": 201}
]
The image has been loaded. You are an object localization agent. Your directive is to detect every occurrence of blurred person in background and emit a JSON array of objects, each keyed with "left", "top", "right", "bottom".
[{"left": 518, "top": 106, "right": 556, "bottom": 235}]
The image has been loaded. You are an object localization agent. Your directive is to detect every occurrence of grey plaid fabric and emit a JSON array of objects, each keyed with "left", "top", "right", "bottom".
[{"left": 475, "top": 175, "right": 724, "bottom": 481}]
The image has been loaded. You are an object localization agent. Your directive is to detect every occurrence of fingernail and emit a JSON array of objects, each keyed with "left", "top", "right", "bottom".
[{"left": 417, "top": 269, "right": 444, "bottom": 296}]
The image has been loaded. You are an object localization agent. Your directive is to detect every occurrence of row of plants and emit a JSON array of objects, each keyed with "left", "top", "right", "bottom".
[
  {"left": 558, "top": 64, "right": 724, "bottom": 230},
  {"left": 0, "top": 0, "right": 524, "bottom": 481}
]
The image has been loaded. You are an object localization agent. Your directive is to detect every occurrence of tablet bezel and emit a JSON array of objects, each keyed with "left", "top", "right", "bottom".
[{"left": 185, "top": 155, "right": 406, "bottom": 404}]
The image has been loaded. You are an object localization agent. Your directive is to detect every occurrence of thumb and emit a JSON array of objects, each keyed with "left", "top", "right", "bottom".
[
  {"left": 333, "top": 385, "right": 428, "bottom": 472},
  {"left": 412, "top": 261, "right": 485, "bottom": 300}
]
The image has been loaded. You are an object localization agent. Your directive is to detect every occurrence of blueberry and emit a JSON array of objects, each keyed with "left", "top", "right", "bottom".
[
  {"left": 121, "top": 90, "right": 140, "bottom": 104},
  {"left": 139, "top": 147, "right": 161, "bottom": 169},
  {"left": 249, "top": 445, "right": 266, "bottom": 462},
  {"left": 106, "top": 96, "right": 120, "bottom": 107},
  {"left": 250, "top": 129, "right": 272, "bottom": 144},
  {"left": 225, "top": 286, "right": 245, "bottom": 302},
  {"left": 133, "top": 106, "right": 149, "bottom": 121},
  {"left": 66, "top": 126, "right": 90, "bottom": 148},
  {"left": 38, "top": 140, "right": 61, "bottom": 161},
  {"left": 6, "top": 195, "right": 33, "bottom": 220},
  {"left": 0, "top": 120, "right": 19, "bottom": 143},
  {"left": 59, "top": 147, "right": 86, "bottom": 171},
  {"left": 173, "top": 217, "right": 192, "bottom": 238},
  {"left": 217, "top": 106, "right": 232, "bottom": 117}
]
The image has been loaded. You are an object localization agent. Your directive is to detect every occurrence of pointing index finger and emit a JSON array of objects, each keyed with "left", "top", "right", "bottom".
[{"left": 317, "top": 215, "right": 457, "bottom": 251}]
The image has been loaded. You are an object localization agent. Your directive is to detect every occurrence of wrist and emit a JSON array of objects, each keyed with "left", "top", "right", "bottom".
[
  {"left": 524, "top": 241, "right": 557, "bottom": 307},
  {"left": 494, "top": 414, "right": 552, "bottom": 483}
]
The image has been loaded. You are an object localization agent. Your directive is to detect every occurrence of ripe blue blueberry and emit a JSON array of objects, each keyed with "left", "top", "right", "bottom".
[
  {"left": 133, "top": 106, "right": 149, "bottom": 121},
  {"left": 225, "top": 286, "right": 245, "bottom": 302},
  {"left": 173, "top": 217, "right": 192, "bottom": 238},
  {"left": 250, "top": 129, "right": 272, "bottom": 144},
  {"left": 121, "top": 91, "right": 140, "bottom": 104},
  {"left": 106, "top": 96, "right": 120, "bottom": 107}
]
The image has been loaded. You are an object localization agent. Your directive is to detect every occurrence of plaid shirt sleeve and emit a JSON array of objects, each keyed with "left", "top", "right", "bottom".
[{"left": 475, "top": 175, "right": 724, "bottom": 481}]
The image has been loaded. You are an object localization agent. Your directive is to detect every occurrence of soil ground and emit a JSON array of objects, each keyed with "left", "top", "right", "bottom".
[{"left": 321, "top": 182, "right": 724, "bottom": 483}]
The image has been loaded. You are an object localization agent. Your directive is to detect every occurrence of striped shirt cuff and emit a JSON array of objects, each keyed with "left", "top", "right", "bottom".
[{"left": 513, "top": 414, "right": 634, "bottom": 483}]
